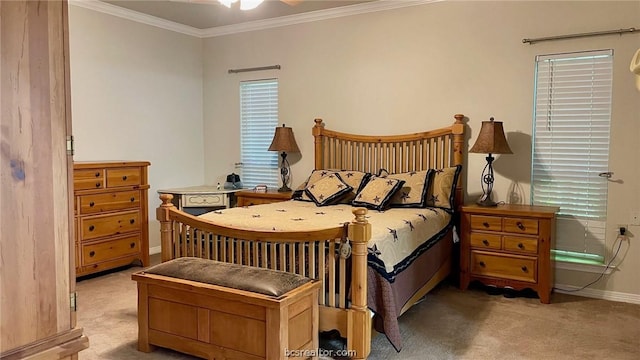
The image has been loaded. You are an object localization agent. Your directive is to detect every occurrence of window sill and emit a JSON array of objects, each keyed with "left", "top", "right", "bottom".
[{"left": 554, "top": 259, "right": 615, "bottom": 274}]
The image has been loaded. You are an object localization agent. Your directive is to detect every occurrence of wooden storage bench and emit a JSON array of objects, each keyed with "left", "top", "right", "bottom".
[{"left": 132, "top": 257, "right": 320, "bottom": 360}]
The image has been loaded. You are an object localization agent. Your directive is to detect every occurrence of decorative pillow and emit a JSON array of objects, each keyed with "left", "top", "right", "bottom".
[
  {"left": 333, "top": 170, "right": 372, "bottom": 204},
  {"left": 387, "top": 169, "right": 433, "bottom": 208},
  {"left": 425, "top": 165, "right": 462, "bottom": 211},
  {"left": 304, "top": 173, "right": 353, "bottom": 206},
  {"left": 351, "top": 176, "right": 405, "bottom": 211},
  {"left": 292, "top": 169, "right": 334, "bottom": 201}
]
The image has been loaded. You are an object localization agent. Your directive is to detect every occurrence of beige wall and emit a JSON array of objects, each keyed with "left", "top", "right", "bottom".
[
  {"left": 68, "top": 6, "right": 205, "bottom": 250},
  {"left": 203, "top": 1, "right": 640, "bottom": 297}
]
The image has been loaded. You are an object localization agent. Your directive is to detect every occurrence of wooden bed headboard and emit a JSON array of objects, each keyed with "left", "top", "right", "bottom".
[{"left": 312, "top": 114, "right": 466, "bottom": 208}]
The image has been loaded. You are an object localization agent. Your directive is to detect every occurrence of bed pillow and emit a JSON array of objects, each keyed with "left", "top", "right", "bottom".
[
  {"left": 386, "top": 169, "right": 434, "bottom": 208},
  {"left": 351, "top": 176, "right": 405, "bottom": 211},
  {"left": 292, "top": 169, "right": 333, "bottom": 201},
  {"left": 425, "top": 165, "right": 462, "bottom": 211},
  {"left": 304, "top": 173, "right": 353, "bottom": 206},
  {"left": 333, "top": 170, "right": 372, "bottom": 204}
]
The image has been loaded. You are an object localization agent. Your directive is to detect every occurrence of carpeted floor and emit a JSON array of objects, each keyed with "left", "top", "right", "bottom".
[{"left": 75, "top": 256, "right": 640, "bottom": 360}]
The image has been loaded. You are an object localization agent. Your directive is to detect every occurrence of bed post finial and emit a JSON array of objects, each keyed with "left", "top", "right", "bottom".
[
  {"left": 313, "top": 119, "right": 325, "bottom": 170},
  {"left": 157, "top": 194, "right": 175, "bottom": 262},
  {"left": 454, "top": 113, "right": 464, "bottom": 124}
]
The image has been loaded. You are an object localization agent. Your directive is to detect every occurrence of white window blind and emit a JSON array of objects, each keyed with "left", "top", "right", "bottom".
[
  {"left": 531, "top": 49, "right": 613, "bottom": 258},
  {"left": 240, "top": 79, "right": 279, "bottom": 189}
]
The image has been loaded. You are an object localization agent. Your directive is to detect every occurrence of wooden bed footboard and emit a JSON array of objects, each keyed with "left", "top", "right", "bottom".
[{"left": 156, "top": 194, "right": 373, "bottom": 359}]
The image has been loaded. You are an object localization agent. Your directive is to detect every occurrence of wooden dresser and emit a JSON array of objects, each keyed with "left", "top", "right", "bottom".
[
  {"left": 459, "top": 203, "right": 559, "bottom": 303},
  {"left": 236, "top": 189, "right": 292, "bottom": 206},
  {"left": 73, "top": 161, "right": 150, "bottom": 277}
]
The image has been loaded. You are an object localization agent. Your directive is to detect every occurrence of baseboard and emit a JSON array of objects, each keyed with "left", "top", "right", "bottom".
[
  {"left": 149, "top": 246, "right": 161, "bottom": 255},
  {"left": 554, "top": 283, "right": 640, "bottom": 304}
]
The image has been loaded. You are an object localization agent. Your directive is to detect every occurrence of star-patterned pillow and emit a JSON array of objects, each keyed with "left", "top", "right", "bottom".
[
  {"left": 292, "top": 169, "right": 333, "bottom": 201},
  {"left": 351, "top": 176, "right": 405, "bottom": 211},
  {"left": 386, "top": 169, "right": 434, "bottom": 208},
  {"left": 425, "top": 165, "right": 462, "bottom": 211},
  {"left": 334, "top": 170, "right": 372, "bottom": 204},
  {"left": 304, "top": 173, "right": 353, "bottom": 206}
]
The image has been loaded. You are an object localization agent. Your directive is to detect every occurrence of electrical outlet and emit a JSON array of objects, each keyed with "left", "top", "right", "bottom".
[
  {"left": 631, "top": 211, "right": 640, "bottom": 226},
  {"left": 617, "top": 224, "right": 628, "bottom": 236}
]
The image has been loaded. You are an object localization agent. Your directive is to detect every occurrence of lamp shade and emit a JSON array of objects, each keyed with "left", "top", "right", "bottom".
[
  {"left": 469, "top": 117, "right": 513, "bottom": 155},
  {"left": 268, "top": 124, "right": 300, "bottom": 153}
]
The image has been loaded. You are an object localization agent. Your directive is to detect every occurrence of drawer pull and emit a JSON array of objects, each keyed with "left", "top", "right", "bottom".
[
  {"left": 89, "top": 225, "right": 95, "bottom": 231},
  {"left": 479, "top": 261, "right": 486, "bottom": 267},
  {"left": 95, "top": 172, "right": 100, "bottom": 177},
  {"left": 130, "top": 242, "right": 136, "bottom": 248},
  {"left": 95, "top": 182, "right": 101, "bottom": 188},
  {"left": 89, "top": 201, "right": 95, "bottom": 207},
  {"left": 130, "top": 197, "right": 135, "bottom": 202},
  {"left": 89, "top": 251, "right": 95, "bottom": 257},
  {"left": 518, "top": 243, "right": 525, "bottom": 249},
  {"left": 517, "top": 222, "right": 525, "bottom": 230},
  {"left": 482, "top": 222, "right": 490, "bottom": 228},
  {"left": 122, "top": 175, "right": 128, "bottom": 181},
  {"left": 130, "top": 219, "right": 135, "bottom": 224},
  {"left": 521, "top": 266, "right": 528, "bottom": 272},
  {"left": 482, "top": 239, "right": 490, "bottom": 246}
]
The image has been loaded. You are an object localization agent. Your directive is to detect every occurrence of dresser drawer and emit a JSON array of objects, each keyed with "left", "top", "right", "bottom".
[
  {"left": 503, "top": 217, "right": 538, "bottom": 235},
  {"left": 470, "top": 215, "right": 502, "bottom": 231},
  {"left": 469, "top": 232, "right": 502, "bottom": 250},
  {"left": 470, "top": 251, "right": 537, "bottom": 283},
  {"left": 503, "top": 236, "right": 538, "bottom": 254},
  {"left": 74, "top": 169, "right": 104, "bottom": 190},
  {"left": 183, "top": 194, "right": 226, "bottom": 207},
  {"left": 106, "top": 167, "right": 142, "bottom": 188},
  {"left": 80, "top": 210, "right": 141, "bottom": 240},
  {"left": 82, "top": 235, "right": 140, "bottom": 265},
  {"left": 79, "top": 190, "right": 141, "bottom": 215}
]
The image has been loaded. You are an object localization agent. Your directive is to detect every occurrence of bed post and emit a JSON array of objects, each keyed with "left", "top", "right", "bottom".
[
  {"left": 347, "top": 208, "right": 372, "bottom": 360},
  {"left": 452, "top": 114, "right": 465, "bottom": 208},
  {"left": 157, "top": 194, "right": 175, "bottom": 262},
  {"left": 313, "top": 118, "right": 325, "bottom": 170}
]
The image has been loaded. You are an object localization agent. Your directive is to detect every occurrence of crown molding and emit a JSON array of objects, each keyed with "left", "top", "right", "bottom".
[
  {"left": 69, "top": 0, "right": 203, "bottom": 37},
  {"left": 202, "top": 0, "right": 442, "bottom": 37},
  {"left": 69, "top": 0, "right": 442, "bottom": 38}
]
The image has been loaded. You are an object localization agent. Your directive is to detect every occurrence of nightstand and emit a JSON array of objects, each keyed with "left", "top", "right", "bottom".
[
  {"left": 459, "top": 203, "right": 559, "bottom": 303},
  {"left": 157, "top": 186, "right": 243, "bottom": 216},
  {"left": 236, "top": 189, "right": 292, "bottom": 207}
]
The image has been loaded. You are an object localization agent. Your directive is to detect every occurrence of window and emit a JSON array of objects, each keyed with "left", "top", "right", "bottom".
[
  {"left": 531, "top": 49, "right": 613, "bottom": 263},
  {"left": 239, "top": 79, "right": 279, "bottom": 189}
]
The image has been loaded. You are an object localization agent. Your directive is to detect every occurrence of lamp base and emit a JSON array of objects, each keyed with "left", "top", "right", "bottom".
[
  {"left": 277, "top": 185, "right": 292, "bottom": 192},
  {"left": 476, "top": 194, "right": 498, "bottom": 207}
]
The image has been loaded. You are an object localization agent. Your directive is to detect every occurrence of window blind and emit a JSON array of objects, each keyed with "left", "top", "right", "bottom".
[
  {"left": 531, "top": 49, "right": 613, "bottom": 257},
  {"left": 240, "top": 79, "right": 279, "bottom": 189}
]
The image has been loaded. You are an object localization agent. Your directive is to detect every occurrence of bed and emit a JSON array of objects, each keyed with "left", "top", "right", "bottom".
[{"left": 156, "top": 114, "right": 466, "bottom": 359}]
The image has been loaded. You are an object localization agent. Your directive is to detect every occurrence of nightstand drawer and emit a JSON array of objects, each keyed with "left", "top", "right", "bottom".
[
  {"left": 503, "top": 218, "right": 538, "bottom": 235},
  {"left": 470, "top": 215, "right": 502, "bottom": 231},
  {"left": 503, "top": 236, "right": 538, "bottom": 254},
  {"left": 183, "top": 194, "right": 226, "bottom": 207},
  {"left": 471, "top": 251, "right": 537, "bottom": 283},
  {"left": 469, "top": 232, "right": 502, "bottom": 250}
]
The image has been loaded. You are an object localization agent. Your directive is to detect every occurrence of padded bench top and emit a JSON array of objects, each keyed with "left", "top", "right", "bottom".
[{"left": 143, "top": 257, "right": 312, "bottom": 298}]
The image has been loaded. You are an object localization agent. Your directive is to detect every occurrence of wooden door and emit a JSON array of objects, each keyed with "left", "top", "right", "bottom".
[{"left": 0, "top": 1, "right": 88, "bottom": 358}]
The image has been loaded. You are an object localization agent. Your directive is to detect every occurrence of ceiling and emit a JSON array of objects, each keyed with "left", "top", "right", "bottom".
[{"left": 102, "top": 0, "right": 376, "bottom": 29}]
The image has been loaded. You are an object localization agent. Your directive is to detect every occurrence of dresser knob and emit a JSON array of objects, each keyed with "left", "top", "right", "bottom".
[
  {"left": 521, "top": 266, "right": 528, "bottom": 272},
  {"left": 482, "top": 239, "right": 489, "bottom": 246},
  {"left": 89, "top": 251, "right": 95, "bottom": 257},
  {"left": 479, "top": 261, "right": 486, "bottom": 267},
  {"left": 122, "top": 175, "right": 128, "bottom": 181},
  {"left": 89, "top": 225, "right": 95, "bottom": 231},
  {"left": 517, "top": 222, "right": 525, "bottom": 230},
  {"left": 95, "top": 172, "right": 100, "bottom": 177},
  {"left": 130, "top": 197, "right": 135, "bottom": 202},
  {"left": 130, "top": 242, "right": 135, "bottom": 248},
  {"left": 130, "top": 219, "right": 135, "bottom": 224},
  {"left": 518, "top": 243, "right": 525, "bottom": 249},
  {"left": 482, "top": 222, "right": 490, "bottom": 228},
  {"left": 95, "top": 182, "right": 100, "bottom": 188},
  {"left": 89, "top": 201, "right": 95, "bottom": 207}
]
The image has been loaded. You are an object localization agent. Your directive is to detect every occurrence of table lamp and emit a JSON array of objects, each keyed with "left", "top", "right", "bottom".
[
  {"left": 469, "top": 117, "right": 513, "bottom": 206},
  {"left": 268, "top": 124, "right": 300, "bottom": 192}
]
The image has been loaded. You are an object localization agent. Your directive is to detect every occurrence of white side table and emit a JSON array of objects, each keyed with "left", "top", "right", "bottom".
[{"left": 157, "top": 186, "right": 243, "bottom": 215}]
